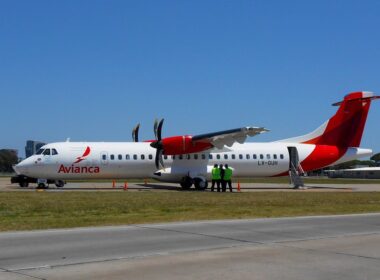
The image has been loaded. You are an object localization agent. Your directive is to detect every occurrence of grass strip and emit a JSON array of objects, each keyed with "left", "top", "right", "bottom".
[{"left": 1, "top": 192, "right": 380, "bottom": 231}]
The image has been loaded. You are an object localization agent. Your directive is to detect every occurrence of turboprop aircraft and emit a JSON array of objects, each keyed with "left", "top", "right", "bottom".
[{"left": 12, "top": 91, "right": 379, "bottom": 189}]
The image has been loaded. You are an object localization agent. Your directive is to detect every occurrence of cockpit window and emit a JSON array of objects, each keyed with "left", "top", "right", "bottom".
[
  {"left": 36, "top": 149, "right": 44, "bottom": 155},
  {"left": 43, "top": 149, "right": 51, "bottom": 155},
  {"left": 52, "top": 149, "right": 58, "bottom": 155}
]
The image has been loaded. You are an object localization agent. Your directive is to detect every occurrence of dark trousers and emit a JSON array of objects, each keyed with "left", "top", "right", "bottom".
[
  {"left": 221, "top": 180, "right": 226, "bottom": 192},
  {"left": 211, "top": 180, "right": 221, "bottom": 192},
  {"left": 225, "top": 180, "right": 232, "bottom": 192}
]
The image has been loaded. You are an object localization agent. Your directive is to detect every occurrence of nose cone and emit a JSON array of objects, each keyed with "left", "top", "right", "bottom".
[{"left": 13, "top": 158, "right": 34, "bottom": 175}]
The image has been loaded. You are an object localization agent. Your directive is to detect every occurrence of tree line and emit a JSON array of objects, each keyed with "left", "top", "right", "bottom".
[{"left": 0, "top": 150, "right": 19, "bottom": 173}]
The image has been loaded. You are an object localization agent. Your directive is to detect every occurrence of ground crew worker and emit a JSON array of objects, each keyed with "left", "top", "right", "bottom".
[
  {"left": 224, "top": 164, "right": 233, "bottom": 192},
  {"left": 211, "top": 164, "right": 221, "bottom": 192},
  {"left": 220, "top": 164, "right": 226, "bottom": 192}
]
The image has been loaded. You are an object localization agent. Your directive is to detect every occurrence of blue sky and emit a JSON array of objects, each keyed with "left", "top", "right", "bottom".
[{"left": 1, "top": 0, "right": 379, "bottom": 158}]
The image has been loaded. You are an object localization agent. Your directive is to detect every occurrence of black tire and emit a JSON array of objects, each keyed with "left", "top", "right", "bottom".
[
  {"left": 194, "top": 178, "right": 208, "bottom": 191},
  {"left": 55, "top": 180, "right": 65, "bottom": 188},
  {"left": 19, "top": 181, "right": 29, "bottom": 188},
  {"left": 180, "top": 177, "right": 193, "bottom": 190}
]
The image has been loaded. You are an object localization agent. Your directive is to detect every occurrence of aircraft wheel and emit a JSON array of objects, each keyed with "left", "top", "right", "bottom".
[
  {"left": 19, "top": 181, "right": 29, "bottom": 188},
  {"left": 194, "top": 178, "right": 208, "bottom": 191},
  {"left": 180, "top": 177, "right": 193, "bottom": 190},
  {"left": 55, "top": 180, "right": 65, "bottom": 188}
]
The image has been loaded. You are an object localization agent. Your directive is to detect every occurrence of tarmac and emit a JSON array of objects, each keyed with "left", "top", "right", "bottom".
[
  {"left": 1, "top": 214, "right": 380, "bottom": 280},
  {"left": 1, "top": 177, "right": 380, "bottom": 192}
]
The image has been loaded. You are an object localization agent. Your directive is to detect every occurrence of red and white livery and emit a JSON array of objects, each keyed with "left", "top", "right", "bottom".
[{"left": 13, "top": 91, "right": 379, "bottom": 189}]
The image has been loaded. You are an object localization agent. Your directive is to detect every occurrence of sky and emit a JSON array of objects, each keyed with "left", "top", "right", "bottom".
[{"left": 1, "top": 0, "right": 379, "bottom": 158}]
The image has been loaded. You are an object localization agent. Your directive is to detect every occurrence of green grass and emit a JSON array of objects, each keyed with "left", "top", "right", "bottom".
[{"left": 1, "top": 192, "right": 380, "bottom": 232}]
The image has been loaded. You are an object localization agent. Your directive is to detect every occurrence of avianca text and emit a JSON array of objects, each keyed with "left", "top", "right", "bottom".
[{"left": 58, "top": 165, "right": 100, "bottom": 174}]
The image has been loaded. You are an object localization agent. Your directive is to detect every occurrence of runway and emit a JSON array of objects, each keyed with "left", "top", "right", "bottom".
[{"left": 1, "top": 214, "right": 380, "bottom": 279}]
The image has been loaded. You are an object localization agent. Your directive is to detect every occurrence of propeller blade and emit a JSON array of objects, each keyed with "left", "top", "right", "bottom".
[
  {"left": 132, "top": 123, "right": 140, "bottom": 142},
  {"left": 157, "top": 119, "right": 164, "bottom": 141},
  {"left": 154, "top": 119, "right": 159, "bottom": 140},
  {"left": 155, "top": 148, "right": 164, "bottom": 169},
  {"left": 159, "top": 150, "right": 165, "bottom": 168}
]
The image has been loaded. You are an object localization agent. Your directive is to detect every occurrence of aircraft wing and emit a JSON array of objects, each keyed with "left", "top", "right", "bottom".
[{"left": 192, "top": 127, "right": 269, "bottom": 149}]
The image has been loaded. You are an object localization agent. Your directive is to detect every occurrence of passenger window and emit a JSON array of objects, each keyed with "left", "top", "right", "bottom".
[
  {"left": 133, "top": 154, "right": 138, "bottom": 160},
  {"left": 110, "top": 154, "right": 115, "bottom": 160},
  {"left": 253, "top": 154, "right": 257, "bottom": 160},
  {"left": 52, "top": 149, "right": 58, "bottom": 155},
  {"left": 43, "top": 149, "right": 51, "bottom": 155},
  {"left": 118, "top": 154, "right": 122, "bottom": 160},
  {"left": 273, "top": 154, "right": 277, "bottom": 160},
  {"left": 126, "top": 154, "right": 130, "bottom": 160},
  {"left": 172, "top": 155, "right": 176, "bottom": 160},
  {"left": 232, "top": 154, "right": 236, "bottom": 160},
  {"left": 260, "top": 154, "right": 264, "bottom": 159},
  {"left": 239, "top": 154, "right": 243, "bottom": 160},
  {"left": 141, "top": 155, "right": 145, "bottom": 160},
  {"left": 179, "top": 155, "right": 183, "bottom": 160},
  {"left": 216, "top": 154, "right": 221, "bottom": 160},
  {"left": 267, "top": 154, "right": 271, "bottom": 159},
  {"left": 102, "top": 155, "right": 107, "bottom": 160},
  {"left": 280, "top": 154, "right": 284, "bottom": 159},
  {"left": 224, "top": 154, "right": 228, "bottom": 160},
  {"left": 186, "top": 154, "right": 190, "bottom": 160},
  {"left": 201, "top": 154, "right": 206, "bottom": 160},
  {"left": 194, "top": 154, "right": 198, "bottom": 160},
  {"left": 246, "top": 154, "right": 250, "bottom": 160},
  {"left": 209, "top": 154, "right": 213, "bottom": 160}
]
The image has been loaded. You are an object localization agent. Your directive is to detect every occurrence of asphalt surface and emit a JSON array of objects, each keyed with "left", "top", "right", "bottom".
[
  {"left": 1, "top": 214, "right": 380, "bottom": 280},
  {"left": 2, "top": 177, "right": 380, "bottom": 192}
]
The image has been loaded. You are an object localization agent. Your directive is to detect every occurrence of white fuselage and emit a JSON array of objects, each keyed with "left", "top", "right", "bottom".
[{"left": 14, "top": 141, "right": 371, "bottom": 183}]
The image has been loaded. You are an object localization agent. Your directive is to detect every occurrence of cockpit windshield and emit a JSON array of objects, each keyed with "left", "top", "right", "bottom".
[{"left": 35, "top": 148, "right": 59, "bottom": 155}]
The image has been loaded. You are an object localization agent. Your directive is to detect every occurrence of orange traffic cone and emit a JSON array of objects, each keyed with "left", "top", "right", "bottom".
[
  {"left": 112, "top": 180, "right": 116, "bottom": 188},
  {"left": 124, "top": 182, "right": 128, "bottom": 191},
  {"left": 237, "top": 180, "right": 241, "bottom": 192}
]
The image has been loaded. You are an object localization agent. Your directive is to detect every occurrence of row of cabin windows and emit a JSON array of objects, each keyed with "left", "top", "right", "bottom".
[{"left": 102, "top": 153, "right": 285, "bottom": 161}]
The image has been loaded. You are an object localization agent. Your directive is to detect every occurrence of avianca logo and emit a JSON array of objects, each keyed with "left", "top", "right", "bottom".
[
  {"left": 58, "top": 146, "right": 101, "bottom": 174},
  {"left": 73, "top": 146, "right": 91, "bottom": 164}
]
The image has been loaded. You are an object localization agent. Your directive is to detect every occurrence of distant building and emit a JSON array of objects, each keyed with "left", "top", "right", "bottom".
[
  {"left": 25, "top": 140, "right": 46, "bottom": 158},
  {"left": 327, "top": 167, "right": 380, "bottom": 179}
]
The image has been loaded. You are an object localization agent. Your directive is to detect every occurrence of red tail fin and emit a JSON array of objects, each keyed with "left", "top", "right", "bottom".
[{"left": 279, "top": 91, "right": 379, "bottom": 147}]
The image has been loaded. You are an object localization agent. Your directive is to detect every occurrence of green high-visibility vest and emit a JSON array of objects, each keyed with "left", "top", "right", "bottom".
[
  {"left": 224, "top": 168, "right": 233, "bottom": 180},
  {"left": 212, "top": 167, "right": 221, "bottom": 180}
]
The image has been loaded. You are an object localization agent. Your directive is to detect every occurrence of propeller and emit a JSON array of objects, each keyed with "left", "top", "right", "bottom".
[
  {"left": 132, "top": 123, "right": 140, "bottom": 142},
  {"left": 150, "top": 119, "right": 165, "bottom": 169}
]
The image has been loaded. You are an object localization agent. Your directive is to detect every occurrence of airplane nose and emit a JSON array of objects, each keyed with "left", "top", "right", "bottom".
[
  {"left": 13, "top": 162, "right": 25, "bottom": 175},
  {"left": 13, "top": 159, "right": 30, "bottom": 175}
]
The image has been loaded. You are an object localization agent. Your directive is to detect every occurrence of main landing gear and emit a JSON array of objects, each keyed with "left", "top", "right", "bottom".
[{"left": 180, "top": 176, "right": 208, "bottom": 191}]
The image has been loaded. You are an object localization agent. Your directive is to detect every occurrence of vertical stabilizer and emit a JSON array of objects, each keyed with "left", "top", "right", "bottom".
[{"left": 278, "top": 91, "right": 379, "bottom": 147}]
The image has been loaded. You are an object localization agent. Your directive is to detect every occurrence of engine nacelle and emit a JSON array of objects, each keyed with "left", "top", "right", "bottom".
[{"left": 161, "top": 136, "right": 213, "bottom": 155}]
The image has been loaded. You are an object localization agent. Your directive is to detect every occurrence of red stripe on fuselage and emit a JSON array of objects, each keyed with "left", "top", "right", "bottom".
[
  {"left": 273, "top": 145, "right": 347, "bottom": 177},
  {"left": 300, "top": 145, "right": 347, "bottom": 172}
]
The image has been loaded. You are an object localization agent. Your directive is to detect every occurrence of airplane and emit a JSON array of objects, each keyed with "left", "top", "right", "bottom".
[{"left": 12, "top": 91, "right": 379, "bottom": 190}]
